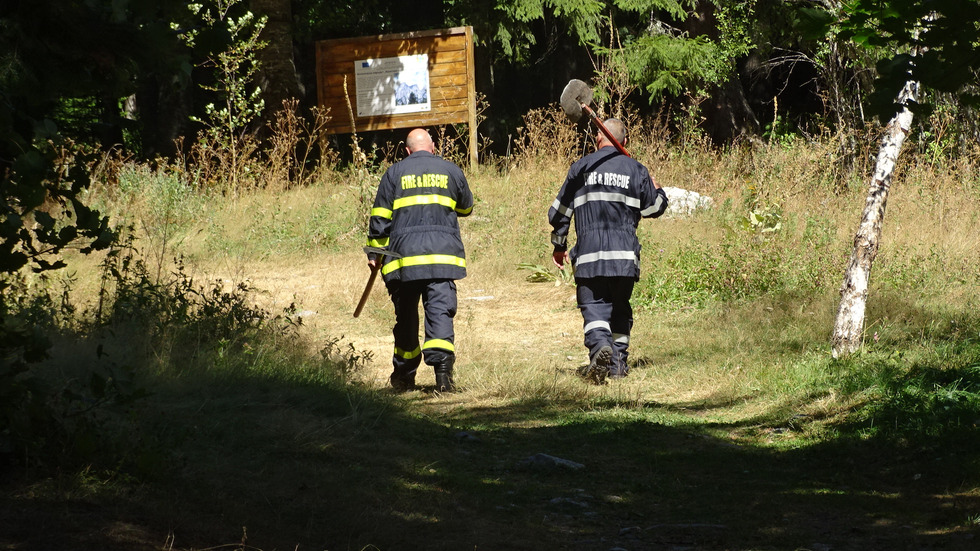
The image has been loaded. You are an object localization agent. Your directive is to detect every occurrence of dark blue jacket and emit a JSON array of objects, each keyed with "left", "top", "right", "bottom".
[
  {"left": 368, "top": 151, "right": 473, "bottom": 283},
  {"left": 549, "top": 147, "right": 667, "bottom": 280}
]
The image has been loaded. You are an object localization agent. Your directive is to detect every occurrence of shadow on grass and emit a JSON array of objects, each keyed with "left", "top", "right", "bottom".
[
  {"left": 4, "top": 377, "right": 978, "bottom": 551},
  {"left": 2, "top": 346, "right": 979, "bottom": 551}
]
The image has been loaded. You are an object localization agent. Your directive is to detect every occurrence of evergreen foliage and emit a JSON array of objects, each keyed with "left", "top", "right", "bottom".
[{"left": 839, "top": 0, "right": 980, "bottom": 121}]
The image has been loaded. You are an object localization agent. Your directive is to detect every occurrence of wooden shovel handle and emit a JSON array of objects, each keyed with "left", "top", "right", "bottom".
[
  {"left": 581, "top": 103, "right": 631, "bottom": 158},
  {"left": 580, "top": 105, "right": 663, "bottom": 189},
  {"left": 353, "top": 264, "right": 380, "bottom": 318}
]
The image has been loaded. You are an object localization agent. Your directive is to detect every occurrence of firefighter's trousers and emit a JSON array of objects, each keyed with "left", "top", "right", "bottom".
[
  {"left": 387, "top": 279, "right": 457, "bottom": 380},
  {"left": 576, "top": 276, "right": 634, "bottom": 375}
]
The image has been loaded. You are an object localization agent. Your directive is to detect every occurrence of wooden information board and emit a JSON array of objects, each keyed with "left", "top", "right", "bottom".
[{"left": 315, "top": 26, "right": 478, "bottom": 165}]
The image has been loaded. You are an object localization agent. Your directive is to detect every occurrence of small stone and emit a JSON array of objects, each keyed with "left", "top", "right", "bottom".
[
  {"left": 454, "top": 431, "right": 481, "bottom": 444},
  {"left": 518, "top": 453, "right": 585, "bottom": 471}
]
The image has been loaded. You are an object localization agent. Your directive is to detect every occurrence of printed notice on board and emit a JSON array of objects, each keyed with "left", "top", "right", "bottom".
[{"left": 355, "top": 54, "right": 431, "bottom": 117}]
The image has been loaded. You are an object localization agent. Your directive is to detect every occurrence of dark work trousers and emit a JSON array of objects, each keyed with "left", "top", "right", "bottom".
[
  {"left": 576, "top": 277, "right": 634, "bottom": 376},
  {"left": 387, "top": 279, "right": 457, "bottom": 380}
]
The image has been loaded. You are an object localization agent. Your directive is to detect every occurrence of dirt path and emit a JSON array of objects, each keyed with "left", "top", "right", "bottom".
[{"left": 223, "top": 252, "right": 585, "bottom": 387}]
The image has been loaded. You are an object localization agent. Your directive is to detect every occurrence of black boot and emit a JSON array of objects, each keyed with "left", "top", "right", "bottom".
[
  {"left": 433, "top": 357, "right": 456, "bottom": 392},
  {"left": 389, "top": 372, "right": 416, "bottom": 393},
  {"left": 579, "top": 345, "right": 611, "bottom": 385}
]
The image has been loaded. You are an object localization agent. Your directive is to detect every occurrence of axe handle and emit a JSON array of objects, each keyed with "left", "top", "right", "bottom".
[
  {"left": 353, "top": 263, "right": 381, "bottom": 318},
  {"left": 581, "top": 103, "right": 631, "bottom": 158}
]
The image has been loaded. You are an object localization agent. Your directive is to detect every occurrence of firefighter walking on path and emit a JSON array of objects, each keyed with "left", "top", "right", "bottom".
[
  {"left": 366, "top": 128, "right": 474, "bottom": 392},
  {"left": 549, "top": 118, "right": 668, "bottom": 384}
]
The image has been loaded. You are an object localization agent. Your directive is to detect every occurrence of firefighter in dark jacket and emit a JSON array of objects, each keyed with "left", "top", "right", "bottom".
[
  {"left": 366, "top": 128, "right": 474, "bottom": 392},
  {"left": 549, "top": 118, "right": 668, "bottom": 384}
]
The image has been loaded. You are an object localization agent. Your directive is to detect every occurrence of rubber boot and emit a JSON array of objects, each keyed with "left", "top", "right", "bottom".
[{"left": 434, "top": 357, "right": 456, "bottom": 392}]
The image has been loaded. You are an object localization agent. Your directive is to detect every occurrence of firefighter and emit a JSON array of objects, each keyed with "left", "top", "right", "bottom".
[
  {"left": 366, "top": 128, "right": 474, "bottom": 392},
  {"left": 548, "top": 118, "right": 668, "bottom": 384}
]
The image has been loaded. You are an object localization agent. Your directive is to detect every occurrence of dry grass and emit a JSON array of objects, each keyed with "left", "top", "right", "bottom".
[
  {"left": 75, "top": 112, "right": 980, "bottom": 411},
  {"left": 11, "top": 114, "right": 980, "bottom": 551}
]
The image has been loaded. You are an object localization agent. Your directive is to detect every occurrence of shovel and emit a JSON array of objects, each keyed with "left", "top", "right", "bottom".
[
  {"left": 353, "top": 246, "right": 403, "bottom": 318},
  {"left": 560, "top": 79, "right": 631, "bottom": 157}
]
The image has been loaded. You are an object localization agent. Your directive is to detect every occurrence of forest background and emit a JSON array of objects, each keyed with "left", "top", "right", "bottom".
[{"left": 2, "top": 1, "right": 979, "bottom": 549}]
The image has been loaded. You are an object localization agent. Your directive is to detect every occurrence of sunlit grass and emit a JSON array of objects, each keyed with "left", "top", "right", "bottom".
[{"left": 9, "top": 115, "right": 980, "bottom": 550}]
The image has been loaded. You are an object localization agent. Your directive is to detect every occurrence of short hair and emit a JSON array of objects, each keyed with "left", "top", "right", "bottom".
[{"left": 603, "top": 118, "right": 626, "bottom": 144}]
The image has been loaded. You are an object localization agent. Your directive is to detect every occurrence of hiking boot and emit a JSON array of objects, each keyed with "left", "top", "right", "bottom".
[
  {"left": 580, "top": 345, "right": 612, "bottom": 385},
  {"left": 434, "top": 357, "right": 456, "bottom": 392}
]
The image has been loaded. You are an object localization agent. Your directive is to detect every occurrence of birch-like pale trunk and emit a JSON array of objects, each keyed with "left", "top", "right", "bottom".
[{"left": 831, "top": 79, "right": 920, "bottom": 358}]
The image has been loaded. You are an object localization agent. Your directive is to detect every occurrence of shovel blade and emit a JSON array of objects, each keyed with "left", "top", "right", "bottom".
[{"left": 560, "top": 79, "right": 593, "bottom": 122}]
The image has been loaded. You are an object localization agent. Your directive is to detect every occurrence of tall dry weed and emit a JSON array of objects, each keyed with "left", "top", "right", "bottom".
[
  {"left": 260, "top": 99, "right": 338, "bottom": 191},
  {"left": 174, "top": 133, "right": 260, "bottom": 193},
  {"left": 433, "top": 124, "right": 468, "bottom": 166},
  {"left": 626, "top": 111, "right": 672, "bottom": 170},
  {"left": 510, "top": 105, "right": 585, "bottom": 169},
  {"left": 430, "top": 94, "right": 493, "bottom": 167}
]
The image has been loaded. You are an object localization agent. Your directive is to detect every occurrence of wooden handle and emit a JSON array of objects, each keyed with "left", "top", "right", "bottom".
[
  {"left": 353, "top": 264, "right": 380, "bottom": 318},
  {"left": 582, "top": 103, "right": 631, "bottom": 158}
]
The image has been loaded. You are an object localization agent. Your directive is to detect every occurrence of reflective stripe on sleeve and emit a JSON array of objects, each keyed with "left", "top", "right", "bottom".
[
  {"left": 381, "top": 254, "right": 467, "bottom": 275},
  {"left": 366, "top": 237, "right": 390, "bottom": 248},
  {"left": 641, "top": 194, "right": 666, "bottom": 217},
  {"left": 551, "top": 231, "right": 567, "bottom": 248},
  {"left": 371, "top": 207, "right": 393, "bottom": 219},
  {"left": 455, "top": 204, "right": 473, "bottom": 215},
  {"left": 552, "top": 199, "right": 572, "bottom": 217}
]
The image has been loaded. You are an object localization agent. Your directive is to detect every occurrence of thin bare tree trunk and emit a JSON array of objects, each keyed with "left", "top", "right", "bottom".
[{"left": 831, "top": 79, "right": 919, "bottom": 358}]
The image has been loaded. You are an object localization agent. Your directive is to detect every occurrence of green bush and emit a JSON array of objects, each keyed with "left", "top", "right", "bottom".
[
  {"left": 0, "top": 275, "right": 149, "bottom": 472},
  {"left": 634, "top": 209, "right": 841, "bottom": 309}
]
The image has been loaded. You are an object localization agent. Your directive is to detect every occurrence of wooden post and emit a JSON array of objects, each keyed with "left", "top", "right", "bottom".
[{"left": 465, "top": 26, "right": 478, "bottom": 167}]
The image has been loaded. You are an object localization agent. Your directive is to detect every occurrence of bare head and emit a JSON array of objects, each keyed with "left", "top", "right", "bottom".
[
  {"left": 596, "top": 118, "right": 627, "bottom": 149},
  {"left": 405, "top": 128, "right": 435, "bottom": 154}
]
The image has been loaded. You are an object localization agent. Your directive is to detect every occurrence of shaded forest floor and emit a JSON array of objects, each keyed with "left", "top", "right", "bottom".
[{"left": 3, "top": 249, "right": 979, "bottom": 551}]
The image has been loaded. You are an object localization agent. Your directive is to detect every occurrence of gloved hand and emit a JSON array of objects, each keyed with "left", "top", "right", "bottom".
[{"left": 552, "top": 250, "right": 567, "bottom": 269}]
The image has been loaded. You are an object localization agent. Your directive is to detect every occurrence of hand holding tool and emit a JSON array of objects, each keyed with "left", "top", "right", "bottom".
[{"left": 353, "top": 246, "right": 403, "bottom": 318}]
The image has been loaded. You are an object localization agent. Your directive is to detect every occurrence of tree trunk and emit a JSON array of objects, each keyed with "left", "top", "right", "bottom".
[
  {"left": 683, "top": 1, "right": 761, "bottom": 144},
  {"left": 830, "top": 79, "right": 919, "bottom": 358},
  {"left": 250, "top": 0, "right": 302, "bottom": 118}
]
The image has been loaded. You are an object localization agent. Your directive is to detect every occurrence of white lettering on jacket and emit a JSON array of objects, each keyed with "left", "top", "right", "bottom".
[{"left": 585, "top": 172, "right": 630, "bottom": 189}]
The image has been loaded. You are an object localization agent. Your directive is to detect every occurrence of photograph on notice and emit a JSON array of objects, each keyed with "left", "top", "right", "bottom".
[{"left": 355, "top": 54, "right": 431, "bottom": 117}]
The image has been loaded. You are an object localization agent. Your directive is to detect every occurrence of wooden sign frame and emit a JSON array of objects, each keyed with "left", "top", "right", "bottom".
[{"left": 315, "top": 26, "right": 478, "bottom": 165}]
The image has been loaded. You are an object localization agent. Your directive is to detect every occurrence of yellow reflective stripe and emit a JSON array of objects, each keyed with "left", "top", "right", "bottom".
[
  {"left": 393, "top": 194, "right": 456, "bottom": 210},
  {"left": 381, "top": 254, "right": 466, "bottom": 275},
  {"left": 371, "top": 207, "right": 393, "bottom": 219},
  {"left": 455, "top": 205, "right": 472, "bottom": 215},
  {"left": 423, "top": 339, "right": 455, "bottom": 353},
  {"left": 394, "top": 345, "right": 421, "bottom": 359},
  {"left": 365, "top": 237, "right": 389, "bottom": 248}
]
